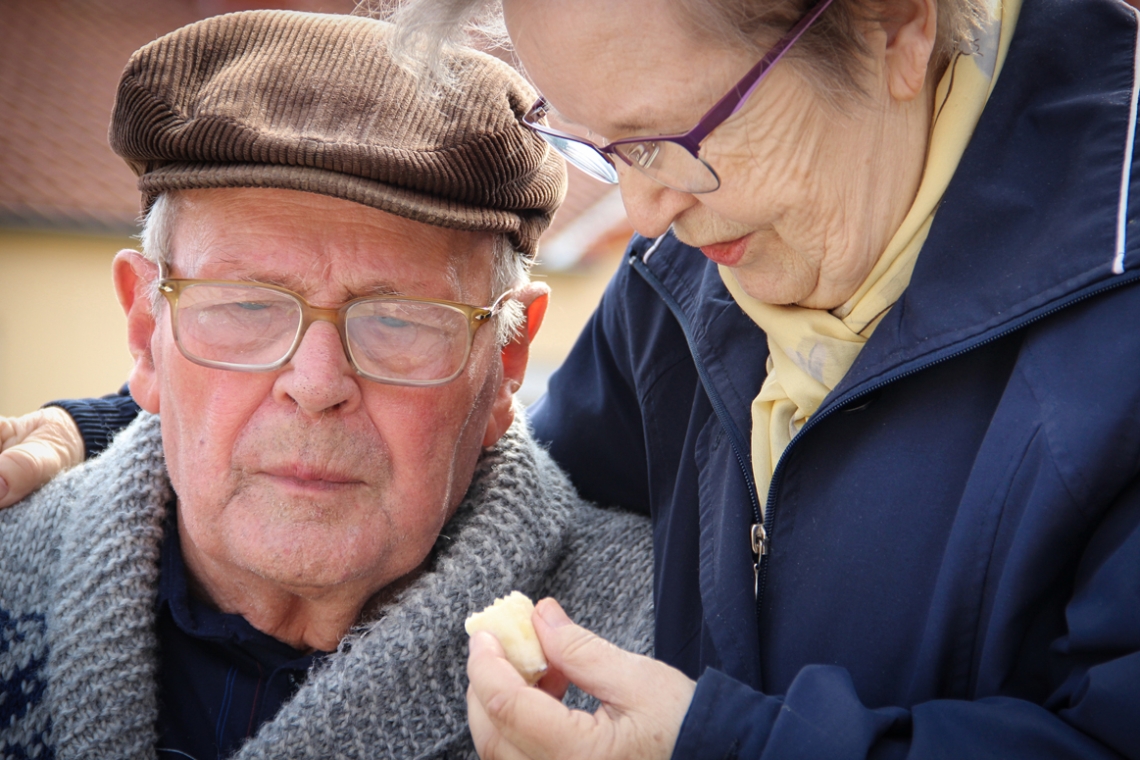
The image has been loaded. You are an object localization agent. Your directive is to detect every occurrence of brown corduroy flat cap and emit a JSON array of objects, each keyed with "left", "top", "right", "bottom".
[{"left": 110, "top": 10, "right": 566, "bottom": 258}]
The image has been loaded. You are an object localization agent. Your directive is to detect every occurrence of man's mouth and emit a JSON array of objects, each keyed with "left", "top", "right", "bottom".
[
  {"left": 699, "top": 233, "right": 752, "bottom": 267},
  {"left": 260, "top": 465, "right": 363, "bottom": 491}
]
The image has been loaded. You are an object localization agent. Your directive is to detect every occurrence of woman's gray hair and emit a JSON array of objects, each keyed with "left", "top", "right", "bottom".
[
  {"left": 139, "top": 191, "right": 530, "bottom": 348},
  {"left": 382, "top": 0, "right": 990, "bottom": 101},
  {"left": 378, "top": 0, "right": 509, "bottom": 88}
]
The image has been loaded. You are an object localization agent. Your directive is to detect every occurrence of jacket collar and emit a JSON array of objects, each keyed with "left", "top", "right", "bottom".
[
  {"left": 833, "top": 0, "right": 1140, "bottom": 404},
  {"left": 637, "top": 0, "right": 1140, "bottom": 418}
]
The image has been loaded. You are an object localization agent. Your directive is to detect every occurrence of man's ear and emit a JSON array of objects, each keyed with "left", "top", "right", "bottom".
[
  {"left": 112, "top": 250, "right": 161, "bottom": 414},
  {"left": 481, "top": 281, "right": 550, "bottom": 448},
  {"left": 880, "top": 0, "right": 937, "bottom": 102}
]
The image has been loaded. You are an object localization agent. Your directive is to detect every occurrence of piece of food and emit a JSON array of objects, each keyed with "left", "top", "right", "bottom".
[{"left": 465, "top": 591, "right": 548, "bottom": 685}]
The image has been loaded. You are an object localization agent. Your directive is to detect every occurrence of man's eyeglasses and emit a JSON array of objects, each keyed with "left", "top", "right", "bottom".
[
  {"left": 157, "top": 269, "right": 509, "bottom": 387},
  {"left": 522, "top": 0, "right": 834, "bottom": 194}
]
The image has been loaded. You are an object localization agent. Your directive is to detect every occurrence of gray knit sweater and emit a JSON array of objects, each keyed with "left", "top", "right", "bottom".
[{"left": 0, "top": 412, "right": 654, "bottom": 759}]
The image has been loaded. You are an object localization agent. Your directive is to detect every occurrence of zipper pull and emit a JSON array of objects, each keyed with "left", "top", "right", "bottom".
[
  {"left": 751, "top": 522, "right": 768, "bottom": 556},
  {"left": 751, "top": 522, "right": 768, "bottom": 599}
]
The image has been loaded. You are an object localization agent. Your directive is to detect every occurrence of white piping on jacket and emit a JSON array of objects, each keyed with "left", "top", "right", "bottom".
[
  {"left": 641, "top": 231, "right": 669, "bottom": 263},
  {"left": 1114, "top": 2, "right": 1140, "bottom": 275}
]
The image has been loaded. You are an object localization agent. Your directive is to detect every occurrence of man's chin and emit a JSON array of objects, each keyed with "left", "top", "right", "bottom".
[
  {"left": 210, "top": 491, "right": 391, "bottom": 575},
  {"left": 233, "top": 531, "right": 392, "bottom": 594}
]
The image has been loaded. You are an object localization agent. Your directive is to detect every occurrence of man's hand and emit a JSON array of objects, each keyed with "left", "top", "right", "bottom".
[
  {"left": 0, "top": 407, "right": 85, "bottom": 508},
  {"left": 467, "top": 597, "right": 695, "bottom": 760}
]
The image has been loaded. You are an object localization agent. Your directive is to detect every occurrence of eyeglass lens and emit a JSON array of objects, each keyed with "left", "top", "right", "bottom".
[
  {"left": 612, "top": 141, "right": 720, "bottom": 193},
  {"left": 535, "top": 131, "right": 620, "bottom": 183},
  {"left": 537, "top": 128, "right": 720, "bottom": 193},
  {"left": 345, "top": 299, "right": 469, "bottom": 382},
  {"left": 173, "top": 283, "right": 474, "bottom": 384}
]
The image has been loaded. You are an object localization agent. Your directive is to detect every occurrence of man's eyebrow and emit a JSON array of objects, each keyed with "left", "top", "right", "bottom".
[
  {"left": 226, "top": 272, "right": 404, "bottom": 299},
  {"left": 354, "top": 283, "right": 404, "bottom": 298}
]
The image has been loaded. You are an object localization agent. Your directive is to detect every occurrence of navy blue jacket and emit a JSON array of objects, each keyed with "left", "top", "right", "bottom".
[{"left": 530, "top": 0, "right": 1140, "bottom": 756}]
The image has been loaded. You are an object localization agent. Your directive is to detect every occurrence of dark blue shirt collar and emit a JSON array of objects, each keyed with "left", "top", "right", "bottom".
[
  {"left": 155, "top": 503, "right": 328, "bottom": 760},
  {"left": 157, "top": 509, "right": 322, "bottom": 662}
]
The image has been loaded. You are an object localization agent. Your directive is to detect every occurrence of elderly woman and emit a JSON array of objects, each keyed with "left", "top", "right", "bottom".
[
  {"left": 2, "top": 0, "right": 1139, "bottom": 756},
  {"left": 383, "top": 0, "right": 1140, "bottom": 757}
]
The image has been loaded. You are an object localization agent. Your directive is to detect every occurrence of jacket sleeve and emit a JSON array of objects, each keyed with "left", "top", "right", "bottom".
[
  {"left": 44, "top": 384, "right": 141, "bottom": 460},
  {"left": 672, "top": 480, "right": 1140, "bottom": 760},
  {"left": 529, "top": 255, "right": 651, "bottom": 515}
]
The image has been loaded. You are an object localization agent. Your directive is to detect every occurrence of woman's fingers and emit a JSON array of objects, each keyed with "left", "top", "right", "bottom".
[
  {"left": 0, "top": 407, "right": 84, "bottom": 508},
  {"left": 465, "top": 602, "right": 695, "bottom": 760}
]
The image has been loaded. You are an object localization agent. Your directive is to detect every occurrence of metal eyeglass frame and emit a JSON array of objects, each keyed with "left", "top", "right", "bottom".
[
  {"left": 157, "top": 265, "right": 511, "bottom": 387},
  {"left": 522, "top": 0, "right": 835, "bottom": 193}
]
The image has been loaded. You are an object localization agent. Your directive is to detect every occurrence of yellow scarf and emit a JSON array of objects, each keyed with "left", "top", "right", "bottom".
[{"left": 722, "top": 0, "right": 1021, "bottom": 517}]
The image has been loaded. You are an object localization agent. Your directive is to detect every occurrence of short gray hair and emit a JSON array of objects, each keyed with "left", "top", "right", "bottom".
[
  {"left": 383, "top": 0, "right": 990, "bottom": 102},
  {"left": 139, "top": 191, "right": 530, "bottom": 348}
]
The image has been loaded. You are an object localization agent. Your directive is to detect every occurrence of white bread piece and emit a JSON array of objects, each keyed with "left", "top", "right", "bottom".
[{"left": 465, "top": 591, "right": 548, "bottom": 685}]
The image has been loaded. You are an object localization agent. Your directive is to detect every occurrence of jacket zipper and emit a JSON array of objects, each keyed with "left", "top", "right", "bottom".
[
  {"left": 628, "top": 254, "right": 767, "bottom": 621},
  {"left": 633, "top": 244, "right": 1139, "bottom": 631}
]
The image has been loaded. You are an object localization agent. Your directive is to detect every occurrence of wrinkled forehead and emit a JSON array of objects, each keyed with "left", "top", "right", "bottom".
[{"left": 163, "top": 188, "right": 498, "bottom": 303}]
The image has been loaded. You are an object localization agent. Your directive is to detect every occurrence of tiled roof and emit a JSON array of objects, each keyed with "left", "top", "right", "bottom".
[{"left": 0, "top": 0, "right": 357, "bottom": 232}]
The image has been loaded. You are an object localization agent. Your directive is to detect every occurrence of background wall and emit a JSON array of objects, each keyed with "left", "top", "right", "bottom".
[{"left": 0, "top": 231, "right": 133, "bottom": 415}]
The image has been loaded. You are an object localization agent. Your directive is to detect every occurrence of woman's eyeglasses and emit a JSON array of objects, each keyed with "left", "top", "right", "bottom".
[{"left": 522, "top": 0, "right": 834, "bottom": 194}]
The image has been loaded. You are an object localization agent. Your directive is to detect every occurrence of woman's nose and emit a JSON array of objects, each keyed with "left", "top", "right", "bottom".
[{"left": 615, "top": 163, "right": 699, "bottom": 239}]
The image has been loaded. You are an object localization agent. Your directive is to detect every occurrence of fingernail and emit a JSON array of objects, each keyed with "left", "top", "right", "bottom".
[{"left": 536, "top": 598, "right": 571, "bottom": 628}]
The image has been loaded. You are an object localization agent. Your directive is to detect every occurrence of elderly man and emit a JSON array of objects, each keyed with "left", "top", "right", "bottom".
[{"left": 0, "top": 11, "right": 652, "bottom": 760}]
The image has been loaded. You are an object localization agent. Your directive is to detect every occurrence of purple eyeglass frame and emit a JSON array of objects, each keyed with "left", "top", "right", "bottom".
[{"left": 523, "top": 0, "right": 836, "bottom": 190}]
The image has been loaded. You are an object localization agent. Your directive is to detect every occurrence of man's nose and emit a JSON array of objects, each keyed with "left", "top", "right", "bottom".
[
  {"left": 615, "top": 163, "right": 699, "bottom": 239},
  {"left": 273, "top": 321, "right": 361, "bottom": 415}
]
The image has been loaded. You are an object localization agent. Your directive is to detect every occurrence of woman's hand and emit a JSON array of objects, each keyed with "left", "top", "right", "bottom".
[
  {"left": 0, "top": 407, "right": 84, "bottom": 508},
  {"left": 467, "top": 598, "right": 695, "bottom": 760}
]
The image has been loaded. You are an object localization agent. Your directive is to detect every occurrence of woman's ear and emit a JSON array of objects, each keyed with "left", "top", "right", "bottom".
[
  {"left": 481, "top": 281, "right": 551, "bottom": 448},
  {"left": 112, "top": 250, "right": 161, "bottom": 414},
  {"left": 881, "top": 0, "right": 938, "bottom": 101}
]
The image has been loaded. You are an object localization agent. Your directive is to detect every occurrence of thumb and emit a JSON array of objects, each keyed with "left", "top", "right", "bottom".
[
  {"left": 0, "top": 438, "right": 56, "bottom": 508},
  {"left": 532, "top": 598, "right": 643, "bottom": 708},
  {"left": 0, "top": 408, "right": 84, "bottom": 509}
]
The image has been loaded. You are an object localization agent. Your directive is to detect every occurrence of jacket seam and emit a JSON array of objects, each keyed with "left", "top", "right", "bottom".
[
  {"left": 966, "top": 424, "right": 1044, "bottom": 696},
  {"left": 1014, "top": 344, "right": 1094, "bottom": 518}
]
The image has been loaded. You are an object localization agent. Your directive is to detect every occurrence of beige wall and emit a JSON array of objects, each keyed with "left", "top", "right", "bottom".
[
  {"left": 0, "top": 229, "right": 134, "bottom": 416},
  {"left": 530, "top": 265, "right": 614, "bottom": 366},
  {"left": 0, "top": 227, "right": 621, "bottom": 416},
  {"left": 517, "top": 263, "right": 618, "bottom": 405}
]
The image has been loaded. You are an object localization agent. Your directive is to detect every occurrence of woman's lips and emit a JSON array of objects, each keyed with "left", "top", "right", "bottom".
[{"left": 699, "top": 234, "right": 750, "bottom": 267}]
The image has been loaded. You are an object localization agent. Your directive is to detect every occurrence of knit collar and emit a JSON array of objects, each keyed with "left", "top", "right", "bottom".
[{"left": 45, "top": 409, "right": 575, "bottom": 759}]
